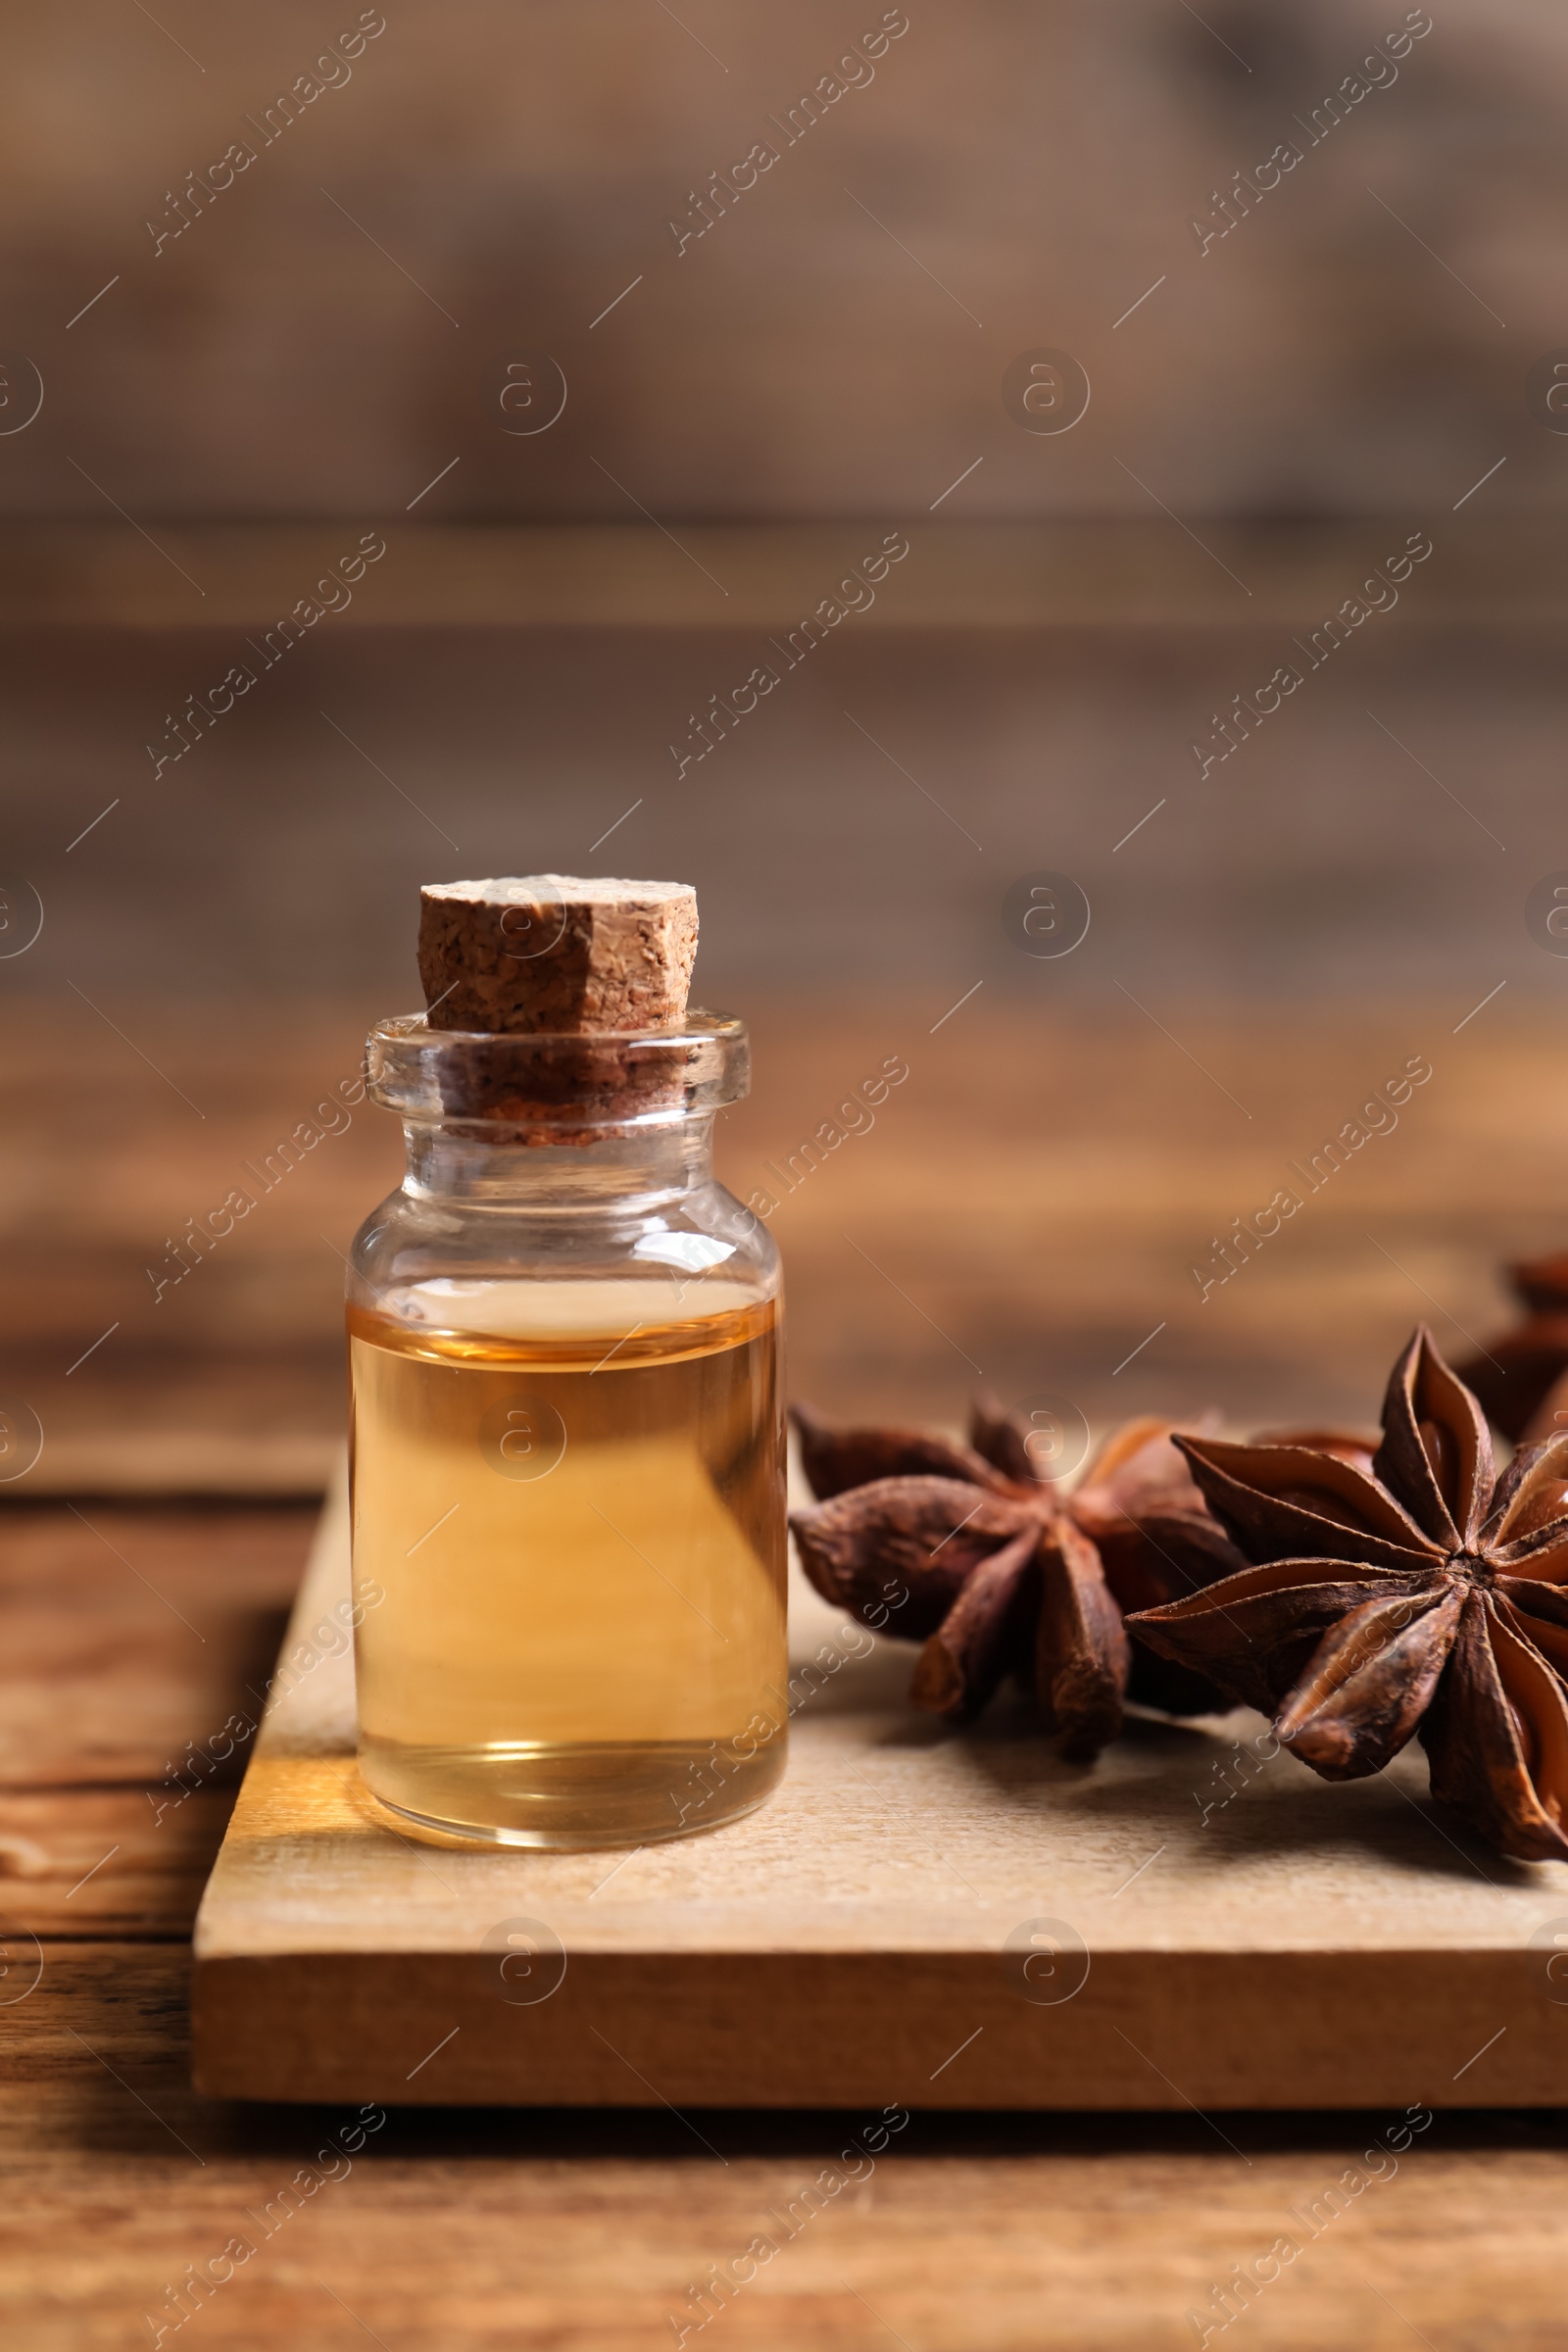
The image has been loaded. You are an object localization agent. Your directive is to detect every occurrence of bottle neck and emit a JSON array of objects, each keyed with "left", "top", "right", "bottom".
[{"left": 403, "top": 1114, "right": 717, "bottom": 1211}]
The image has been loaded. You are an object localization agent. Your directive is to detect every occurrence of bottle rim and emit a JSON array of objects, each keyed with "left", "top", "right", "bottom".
[{"left": 366, "top": 1008, "right": 749, "bottom": 1129}]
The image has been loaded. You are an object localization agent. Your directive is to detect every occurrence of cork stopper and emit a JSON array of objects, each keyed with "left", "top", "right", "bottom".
[{"left": 417, "top": 876, "right": 698, "bottom": 1035}]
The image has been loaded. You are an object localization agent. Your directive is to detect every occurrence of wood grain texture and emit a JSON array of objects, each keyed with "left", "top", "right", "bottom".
[
  {"left": 0, "top": 0, "right": 1558, "bottom": 541},
  {"left": 10, "top": 1946, "right": 1568, "bottom": 2352},
  {"left": 192, "top": 1482, "right": 1568, "bottom": 2110},
  {"left": 0, "top": 1505, "right": 309, "bottom": 1791},
  {"left": 0, "top": 1504, "right": 311, "bottom": 1963},
  {"left": 0, "top": 519, "right": 1563, "bottom": 630}
]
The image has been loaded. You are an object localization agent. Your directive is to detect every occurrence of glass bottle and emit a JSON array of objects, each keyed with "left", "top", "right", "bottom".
[{"left": 345, "top": 1011, "right": 786, "bottom": 1848}]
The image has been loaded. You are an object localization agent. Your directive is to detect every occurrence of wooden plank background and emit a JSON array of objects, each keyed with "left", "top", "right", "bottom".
[
  {"left": 0, "top": 0, "right": 1554, "bottom": 528},
  {"left": 3, "top": 518, "right": 1567, "bottom": 629}
]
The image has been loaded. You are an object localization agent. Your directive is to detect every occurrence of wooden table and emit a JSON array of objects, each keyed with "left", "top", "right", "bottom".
[{"left": 6, "top": 1000, "right": 1568, "bottom": 2346}]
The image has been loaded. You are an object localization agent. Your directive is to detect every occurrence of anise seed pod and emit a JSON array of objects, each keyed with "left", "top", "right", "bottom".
[
  {"left": 789, "top": 1398, "right": 1249, "bottom": 1757},
  {"left": 792, "top": 1400, "right": 1011, "bottom": 1500},
  {"left": 788, "top": 1475, "right": 1032, "bottom": 1641},
  {"left": 908, "top": 1527, "right": 1040, "bottom": 1721},
  {"left": 1127, "top": 1327, "right": 1568, "bottom": 1861}
]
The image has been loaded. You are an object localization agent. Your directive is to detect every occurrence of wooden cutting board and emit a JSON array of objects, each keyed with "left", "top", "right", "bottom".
[{"left": 192, "top": 1473, "right": 1568, "bottom": 2108}]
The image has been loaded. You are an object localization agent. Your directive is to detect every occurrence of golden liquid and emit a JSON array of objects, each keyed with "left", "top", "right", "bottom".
[{"left": 349, "top": 1281, "right": 787, "bottom": 1847}]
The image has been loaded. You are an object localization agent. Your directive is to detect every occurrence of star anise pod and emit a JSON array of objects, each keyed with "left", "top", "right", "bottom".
[
  {"left": 1456, "top": 1250, "right": 1568, "bottom": 1442},
  {"left": 1127, "top": 1327, "right": 1568, "bottom": 1860},
  {"left": 789, "top": 1398, "right": 1249, "bottom": 1759}
]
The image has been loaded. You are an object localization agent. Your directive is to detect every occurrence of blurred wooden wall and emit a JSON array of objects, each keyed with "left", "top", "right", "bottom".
[
  {"left": 0, "top": 0, "right": 1558, "bottom": 523},
  {"left": 1, "top": 0, "right": 1564, "bottom": 1009}
]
